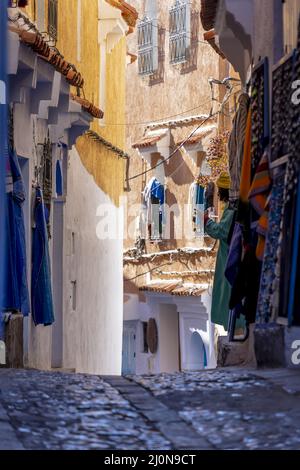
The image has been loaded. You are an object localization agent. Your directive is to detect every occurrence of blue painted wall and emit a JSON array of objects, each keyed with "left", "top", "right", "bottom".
[{"left": 0, "top": 1, "right": 7, "bottom": 309}]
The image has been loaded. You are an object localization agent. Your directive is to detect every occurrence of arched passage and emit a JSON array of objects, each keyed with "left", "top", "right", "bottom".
[{"left": 189, "top": 331, "right": 207, "bottom": 370}]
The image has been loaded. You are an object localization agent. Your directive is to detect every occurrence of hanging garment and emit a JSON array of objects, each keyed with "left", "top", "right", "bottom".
[
  {"left": 229, "top": 242, "right": 262, "bottom": 326},
  {"left": 251, "top": 58, "right": 270, "bottom": 174},
  {"left": 228, "top": 93, "right": 250, "bottom": 203},
  {"left": 205, "top": 203, "right": 235, "bottom": 329},
  {"left": 256, "top": 173, "right": 286, "bottom": 324},
  {"left": 278, "top": 158, "right": 300, "bottom": 321},
  {"left": 236, "top": 109, "right": 252, "bottom": 230},
  {"left": 248, "top": 150, "right": 272, "bottom": 260},
  {"left": 143, "top": 178, "right": 165, "bottom": 240},
  {"left": 3, "top": 148, "right": 30, "bottom": 316},
  {"left": 189, "top": 182, "right": 205, "bottom": 235},
  {"left": 31, "top": 187, "right": 55, "bottom": 326},
  {"left": 288, "top": 174, "right": 300, "bottom": 325},
  {"left": 225, "top": 222, "right": 243, "bottom": 288}
]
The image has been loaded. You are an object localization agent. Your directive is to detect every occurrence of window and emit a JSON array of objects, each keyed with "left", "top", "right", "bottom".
[
  {"left": 138, "top": 17, "right": 158, "bottom": 75},
  {"left": 169, "top": 0, "right": 191, "bottom": 64},
  {"left": 35, "top": 0, "right": 43, "bottom": 30},
  {"left": 48, "top": 0, "right": 58, "bottom": 42},
  {"left": 71, "top": 281, "right": 77, "bottom": 311}
]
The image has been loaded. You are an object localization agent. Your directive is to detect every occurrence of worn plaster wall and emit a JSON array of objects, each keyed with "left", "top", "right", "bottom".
[
  {"left": 124, "top": 0, "right": 221, "bottom": 253},
  {"left": 253, "top": 0, "right": 283, "bottom": 66},
  {"left": 22, "top": 1, "right": 128, "bottom": 373},
  {"left": 57, "top": 0, "right": 127, "bottom": 374},
  {"left": 57, "top": 0, "right": 126, "bottom": 207},
  {"left": 63, "top": 147, "right": 123, "bottom": 375}
]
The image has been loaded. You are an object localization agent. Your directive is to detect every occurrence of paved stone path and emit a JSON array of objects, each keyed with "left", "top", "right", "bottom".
[{"left": 0, "top": 368, "right": 300, "bottom": 450}]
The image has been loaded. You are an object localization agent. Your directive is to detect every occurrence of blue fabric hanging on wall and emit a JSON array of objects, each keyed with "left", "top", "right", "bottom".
[
  {"left": 0, "top": 2, "right": 8, "bottom": 311},
  {"left": 32, "top": 187, "right": 55, "bottom": 326},
  {"left": 3, "top": 149, "right": 30, "bottom": 316}
]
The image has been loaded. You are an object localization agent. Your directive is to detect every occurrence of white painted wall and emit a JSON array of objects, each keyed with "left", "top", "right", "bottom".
[
  {"left": 124, "top": 290, "right": 215, "bottom": 375},
  {"left": 63, "top": 147, "right": 124, "bottom": 375},
  {"left": 158, "top": 304, "right": 180, "bottom": 373}
]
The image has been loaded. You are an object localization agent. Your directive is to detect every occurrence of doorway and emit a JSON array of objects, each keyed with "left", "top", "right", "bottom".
[{"left": 122, "top": 321, "right": 137, "bottom": 375}]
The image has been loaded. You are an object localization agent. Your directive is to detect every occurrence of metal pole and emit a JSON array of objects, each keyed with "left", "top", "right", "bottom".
[{"left": 0, "top": 1, "right": 8, "bottom": 309}]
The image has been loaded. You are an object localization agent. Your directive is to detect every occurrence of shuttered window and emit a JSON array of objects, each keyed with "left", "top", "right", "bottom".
[
  {"left": 48, "top": 0, "right": 58, "bottom": 42},
  {"left": 138, "top": 17, "right": 158, "bottom": 75},
  {"left": 169, "top": 0, "right": 191, "bottom": 64}
]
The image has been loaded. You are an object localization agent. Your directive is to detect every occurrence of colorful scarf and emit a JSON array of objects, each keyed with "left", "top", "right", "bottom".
[{"left": 248, "top": 151, "right": 272, "bottom": 260}]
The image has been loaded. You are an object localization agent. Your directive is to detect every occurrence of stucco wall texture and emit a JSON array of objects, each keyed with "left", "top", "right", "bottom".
[
  {"left": 23, "top": 0, "right": 129, "bottom": 374},
  {"left": 57, "top": 0, "right": 126, "bottom": 207},
  {"left": 124, "top": 0, "right": 222, "bottom": 252}
]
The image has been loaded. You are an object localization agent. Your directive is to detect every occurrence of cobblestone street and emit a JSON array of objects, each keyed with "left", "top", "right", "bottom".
[{"left": 0, "top": 368, "right": 300, "bottom": 450}]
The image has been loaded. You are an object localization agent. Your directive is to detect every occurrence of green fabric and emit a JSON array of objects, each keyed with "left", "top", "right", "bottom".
[{"left": 205, "top": 204, "right": 234, "bottom": 330}]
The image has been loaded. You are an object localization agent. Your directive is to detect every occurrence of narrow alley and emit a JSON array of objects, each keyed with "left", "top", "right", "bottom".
[
  {"left": 1, "top": 368, "right": 300, "bottom": 450},
  {"left": 1, "top": 0, "right": 300, "bottom": 456}
]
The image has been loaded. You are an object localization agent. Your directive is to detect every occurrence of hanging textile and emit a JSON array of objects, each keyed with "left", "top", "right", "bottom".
[
  {"left": 288, "top": 175, "right": 300, "bottom": 325},
  {"left": 270, "top": 43, "right": 300, "bottom": 323},
  {"left": 230, "top": 106, "right": 262, "bottom": 325},
  {"left": 0, "top": 1, "right": 8, "bottom": 311},
  {"left": 251, "top": 58, "right": 270, "bottom": 174},
  {"left": 189, "top": 182, "right": 205, "bottom": 236},
  {"left": 236, "top": 109, "right": 252, "bottom": 229},
  {"left": 248, "top": 150, "right": 272, "bottom": 260},
  {"left": 205, "top": 203, "right": 235, "bottom": 329},
  {"left": 225, "top": 222, "right": 243, "bottom": 288},
  {"left": 142, "top": 177, "right": 165, "bottom": 240},
  {"left": 228, "top": 92, "right": 250, "bottom": 203},
  {"left": 256, "top": 172, "right": 286, "bottom": 324},
  {"left": 31, "top": 187, "right": 55, "bottom": 326},
  {"left": 3, "top": 147, "right": 30, "bottom": 316}
]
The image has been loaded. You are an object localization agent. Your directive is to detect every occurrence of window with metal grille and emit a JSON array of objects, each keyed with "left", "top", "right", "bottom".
[
  {"left": 169, "top": 0, "right": 191, "bottom": 64},
  {"left": 138, "top": 17, "right": 158, "bottom": 75},
  {"left": 48, "top": 0, "right": 58, "bottom": 42}
]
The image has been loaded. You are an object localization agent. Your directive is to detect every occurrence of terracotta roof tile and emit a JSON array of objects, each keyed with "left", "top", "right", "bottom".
[
  {"left": 200, "top": 0, "right": 219, "bottom": 31},
  {"left": 10, "top": 28, "right": 50, "bottom": 58},
  {"left": 203, "top": 29, "right": 226, "bottom": 60},
  {"left": 105, "top": 0, "right": 138, "bottom": 29},
  {"left": 140, "top": 282, "right": 207, "bottom": 297},
  {"left": 177, "top": 125, "right": 217, "bottom": 146},
  {"left": 132, "top": 132, "right": 167, "bottom": 149},
  {"left": 10, "top": 26, "right": 84, "bottom": 88},
  {"left": 70, "top": 94, "right": 104, "bottom": 119}
]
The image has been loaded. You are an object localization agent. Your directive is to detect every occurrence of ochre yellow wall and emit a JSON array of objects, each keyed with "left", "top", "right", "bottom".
[{"left": 27, "top": 0, "right": 126, "bottom": 206}]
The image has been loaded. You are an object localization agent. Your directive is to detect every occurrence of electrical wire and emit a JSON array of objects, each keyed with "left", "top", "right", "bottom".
[
  {"left": 126, "top": 85, "right": 240, "bottom": 184},
  {"left": 128, "top": 111, "right": 219, "bottom": 182},
  {"left": 95, "top": 98, "right": 214, "bottom": 127},
  {"left": 124, "top": 261, "right": 173, "bottom": 282}
]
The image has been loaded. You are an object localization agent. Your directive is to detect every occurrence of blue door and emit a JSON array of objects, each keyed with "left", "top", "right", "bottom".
[{"left": 122, "top": 322, "right": 137, "bottom": 375}]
